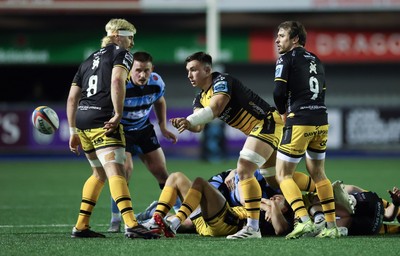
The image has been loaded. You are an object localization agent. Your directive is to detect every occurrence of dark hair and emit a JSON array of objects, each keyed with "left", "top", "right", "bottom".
[
  {"left": 133, "top": 51, "right": 153, "bottom": 62},
  {"left": 185, "top": 51, "right": 212, "bottom": 66},
  {"left": 278, "top": 21, "right": 307, "bottom": 47}
]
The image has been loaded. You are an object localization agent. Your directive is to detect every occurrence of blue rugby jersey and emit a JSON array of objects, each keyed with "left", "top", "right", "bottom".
[
  {"left": 121, "top": 72, "right": 165, "bottom": 131},
  {"left": 208, "top": 169, "right": 280, "bottom": 207}
]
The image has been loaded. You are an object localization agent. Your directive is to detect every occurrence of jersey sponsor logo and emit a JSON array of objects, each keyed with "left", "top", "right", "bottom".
[
  {"left": 303, "top": 129, "right": 328, "bottom": 137},
  {"left": 219, "top": 107, "right": 232, "bottom": 122},
  {"left": 214, "top": 81, "right": 228, "bottom": 93},
  {"left": 124, "top": 52, "right": 133, "bottom": 63},
  {"left": 123, "top": 59, "right": 130, "bottom": 69},
  {"left": 275, "top": 64, "right": 283, "bottom": 78},
  {"left": 249, "top": 101, "right": 265, "bottom": 116}
]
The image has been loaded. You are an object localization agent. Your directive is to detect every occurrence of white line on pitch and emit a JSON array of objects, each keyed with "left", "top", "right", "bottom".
[{"left": 0, "top": 224, "right": 108, "bottom": 228}]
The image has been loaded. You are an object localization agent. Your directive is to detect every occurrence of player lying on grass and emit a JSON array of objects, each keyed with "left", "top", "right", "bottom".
[
  {"left": 141, "top": 168, "right": 320, "bottom": 238},
  {"left": 304, "top": 181, "right": 400, "bottom": 236}
]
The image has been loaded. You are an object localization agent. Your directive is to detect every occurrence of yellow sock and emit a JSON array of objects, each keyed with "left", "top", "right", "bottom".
[
  {"left": 109, "top": 175, "right": 137, "bottom": 228},
  {"left": 280, "top": 178, "right": 308, "bottom": 219},
  {"left": 380, "top": 223, "right": 400, "bottom": 234},
  {"left": 154, "top": 186, "right": 177, "bottom": 217},
  {"left": 75, "top": 175, "right": 104, "bottom": 230},
  {"left": 176, "top": 188, "right": 202, "bottom": 222},
  {"left": 315, "top": 179, "right": 336, "bottom": 223},
  {"left": 293, "top": 171, "right": 316, "bottom": 192},
  {"left": 240, "top": 177, "right": 261, "bottom": 221}
]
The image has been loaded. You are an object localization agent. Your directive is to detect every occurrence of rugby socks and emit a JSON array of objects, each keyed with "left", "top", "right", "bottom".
[
  {"left": 159, "top": 182, "right": 182, "bottom": 213},
  {"left": 240, "top": 177, "right": 261, "bottom": 229},
  {"left": 315, "top": 179, "right": 336, "bottom": 227},
  {"left": 293, "top": 172, "right": 316, "bottom": 192},
  {"left": 154, "top": 186, "right": 176, "bottom": 217},
  {"left": 109, "top": 175, "right": 138, "bottom": 228},
  {"left": 280, "top": 178, "right": 309, "bottom": 222},
  {"left": 175, "top": 188, "right": 202, "bottom": 223},
  {"left": 75, "top": 175, "right": 104, "bottom": 230}
]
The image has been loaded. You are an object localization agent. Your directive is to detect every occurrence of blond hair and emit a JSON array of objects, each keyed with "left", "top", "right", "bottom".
[{"left": 101, "top": 18, "right": 136, "bottom": 47}]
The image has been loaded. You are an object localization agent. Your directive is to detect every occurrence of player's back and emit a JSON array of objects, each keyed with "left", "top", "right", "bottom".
[
  {"left": 195, "top": 72, "right": 275, "bottom": 135},
  {"left": 73, "top": 44, "right": 133, "bottom": 129}
]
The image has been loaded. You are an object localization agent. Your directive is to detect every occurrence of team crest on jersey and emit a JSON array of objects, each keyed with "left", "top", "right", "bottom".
[
  {"left": 214, "top": 81, "right": 228, "bottom": 93},
  {"left": 152, "top": 75, "right": 158, "bottom": 81}
]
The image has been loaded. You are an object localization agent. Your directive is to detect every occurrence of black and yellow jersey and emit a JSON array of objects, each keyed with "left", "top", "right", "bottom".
[
  {"left": 274, "top": 47, "right": 327, "bottom": 126},
  {"left": 72, "top": 43, "right": 133, "bottom": 129},
  {"left": 192, "top": 72, "right": 275, "bottom": 135}
]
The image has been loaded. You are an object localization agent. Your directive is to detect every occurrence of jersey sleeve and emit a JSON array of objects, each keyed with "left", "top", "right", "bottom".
[
  {"left": 114, "top": 50, "right": 134, "bottom": 73},
  {"left": 212, "top": 74, "right": 232, "bottom": 99},
  {"left": 150, "top": 72, "right": 165, "bottom": 100},
  {"left": 71, "top": 65, "right": 83, "bottom": 88},
  {"left": 273, "top": 55, "right": 290, "bottom": 114}
]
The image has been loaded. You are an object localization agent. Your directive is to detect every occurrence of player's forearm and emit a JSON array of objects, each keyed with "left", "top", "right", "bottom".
[
  {"left": 154, "top": 97, "right": 168, "bottom": 129},
  {"left": 111, "top": 69, "right": 127, "bottom": 119},
  {"left": 66, "top": 86, "right": 80, "bottom": 128}
]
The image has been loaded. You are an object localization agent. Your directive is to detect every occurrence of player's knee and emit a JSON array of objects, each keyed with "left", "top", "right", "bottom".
[
  {"left": 168, "top": 172, "right": 184, "bottom": 183},
  {"left": 239, "top": 148, "right": 266, "bottom": 168},
  {"left": 97, "top": 147, "right": 126, "bottom": 166},
  {"left": 192, "top": 177, "right": 207, "bottom": 190}
]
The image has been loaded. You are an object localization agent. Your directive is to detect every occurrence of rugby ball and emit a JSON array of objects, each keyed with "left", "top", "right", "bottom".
[{"left": 32, "top": 106, "right": 59, "bottom": 134}]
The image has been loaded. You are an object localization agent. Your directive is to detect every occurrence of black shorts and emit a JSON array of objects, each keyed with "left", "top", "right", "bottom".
[
  {"left": 124, "top": 124, "right": 161, "bottom": 155},
  {"left": 348, "top": 192, "right": 384, "bottom": 236}
]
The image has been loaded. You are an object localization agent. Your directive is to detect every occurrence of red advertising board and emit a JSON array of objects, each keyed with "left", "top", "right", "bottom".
[{"left": 250, "top": 30, "right": 400, "bottom": 63}]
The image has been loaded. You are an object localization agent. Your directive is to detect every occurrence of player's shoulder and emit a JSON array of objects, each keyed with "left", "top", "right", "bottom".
[
  {"left": 148, "top": 72, "right": 165, "bottom": 88},
  {"left": 212, "top": 72, "right": 229, "bottom": 82}
]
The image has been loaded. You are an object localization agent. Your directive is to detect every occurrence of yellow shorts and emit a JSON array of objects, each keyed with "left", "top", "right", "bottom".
[
  {"left": 249, "top": 110, "right": 283, "bottom": 150},
  {"left": 278, "top": 124, "right": 329, "bottom": 159},
  {"left": 191, "top": 204, "right": 246, "bottom": 237},
  {"left": 78, "top": 125, "right": 126, "bottom": 153}
]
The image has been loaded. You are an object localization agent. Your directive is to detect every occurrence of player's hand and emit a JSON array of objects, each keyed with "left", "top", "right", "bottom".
[
  {"left": 103, "top": 115, "right": 120, "bottom": 136},
  {"left": 388, "top": 187, "right": 400, "bottom": 207},
  {"left": 224, "top": 169, "right": 236, "bottom": 191},
  {"left": 170, "top": 117, "right": 190, "bottom": 134},
  {"left": 161, "top": 128, "right": 178, "bottom": 144},
  {"left": 69, "top": 134, "right": 81, "bottom": 156},
  {"left": 261, "top": 198, "right": 272, "bottom": 222}
]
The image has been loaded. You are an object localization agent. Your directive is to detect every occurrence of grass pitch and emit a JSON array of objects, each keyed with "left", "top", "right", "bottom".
[{"left": 1, "top": 157, "right": 400, "bottom": 256}]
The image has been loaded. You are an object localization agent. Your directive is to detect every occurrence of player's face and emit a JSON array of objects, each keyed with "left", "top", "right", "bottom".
[
  {"left": 275, "top": 28, "right": 294, "bottom": 54},
  {"left": 118, "top": 35, "right": 134, "bottom": 50},
  {"left": 186, "top": 60, "right": 210, "bottom": 89},
  {"left": 131, "top": 60, "right": 153, "bottom": 86}
]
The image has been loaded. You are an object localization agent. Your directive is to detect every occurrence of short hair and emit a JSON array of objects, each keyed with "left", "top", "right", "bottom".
[
  {"left": 101, "top": 18, "right": 136, "bottom": 47},
  {"left": 278, "top": 21, "right": 307, "bottom": 47},
  {"left": 133, "top": 51, "right": 153, "bottom": 63},
  {"left": 185, "top": 51, "right": 212, "bottom": 66}
]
